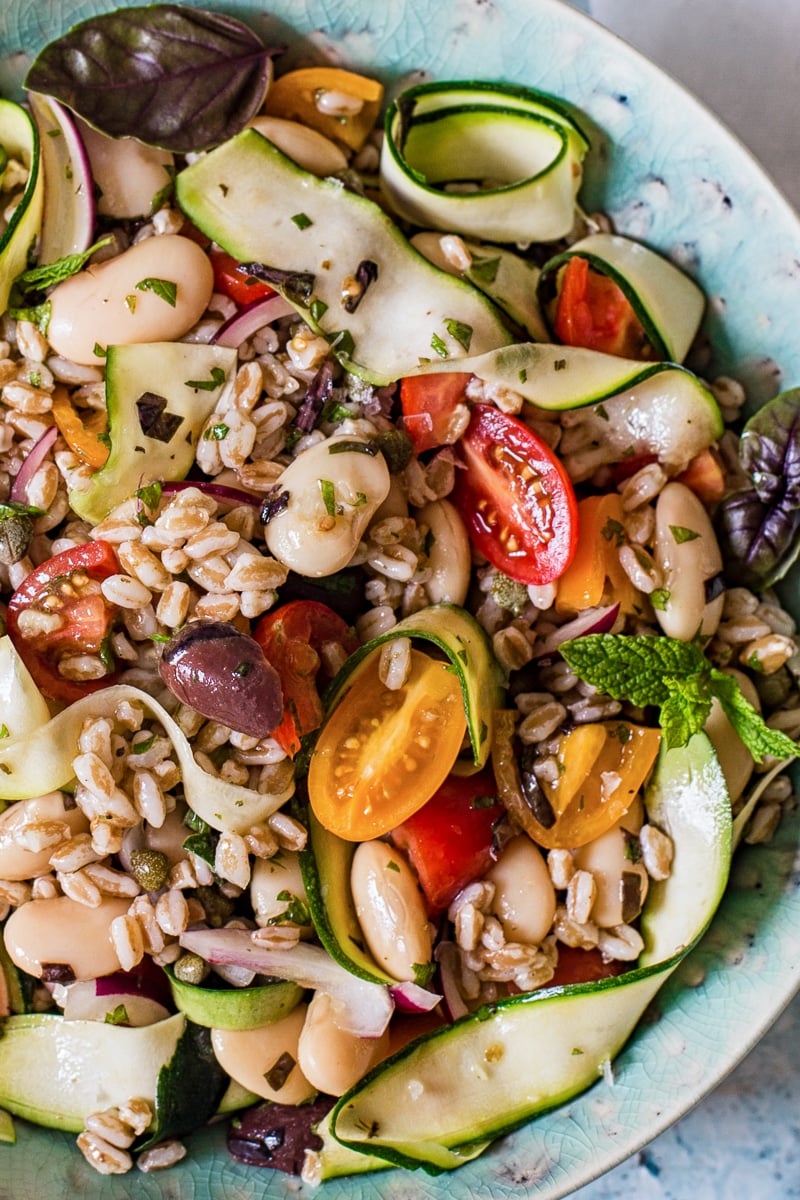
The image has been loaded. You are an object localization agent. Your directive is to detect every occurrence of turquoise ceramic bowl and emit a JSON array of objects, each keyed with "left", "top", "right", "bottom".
[{"left": 2, "top": 1, "right": 800, "bottom": 1197}]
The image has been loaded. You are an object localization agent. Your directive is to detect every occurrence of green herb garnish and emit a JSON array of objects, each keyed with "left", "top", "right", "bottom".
[
  {"left": 186, "top": 366, "right": 226, "bottom": 391},
  {"left": 135, "top": 277, "right": 178, "bottom": 306}
]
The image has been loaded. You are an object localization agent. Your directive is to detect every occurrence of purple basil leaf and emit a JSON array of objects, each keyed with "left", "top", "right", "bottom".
[
  {"left": 24, "top": 4, "right": 283, "bottom": 152},
  {"left": 716, "top": 388, "right": 800, "bottom": 588}
]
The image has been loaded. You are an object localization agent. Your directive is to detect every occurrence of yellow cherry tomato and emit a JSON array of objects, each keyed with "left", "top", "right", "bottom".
[{"left": 308, "top": 648, "right": 467, "bottom": 841}]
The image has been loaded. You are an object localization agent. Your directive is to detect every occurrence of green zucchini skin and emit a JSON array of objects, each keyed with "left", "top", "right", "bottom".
[
  {"left": 0, "top": 99, "right": 43, "bottom": 316},
  {"left": 326, "top": 734, "right": 732, "bottom": 1172},
  {"left": 175, "top": 130, "right": 511, "bottom": 386}
]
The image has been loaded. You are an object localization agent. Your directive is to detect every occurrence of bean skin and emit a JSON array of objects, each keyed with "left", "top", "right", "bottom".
[
  {"left": 3, "top": 894, "right": 131, "bottom": 980},
  {"left": 47, "top": 234, "right": 214, "bottom": 366},
  {"left": 653, "top": 481, "right": 724, "bottom": 641},
  {"left": 297, "top": 990, "right": 389, "bottom": 1096},
  {"left": 485, "top": 835, "right": 556, "bottom": 946},
  {"left": 0, "top": 792, "right": 88, "bottom": 880},
  {"left": 211, "top": 1005, "right": 316, "bottom": 1104},
  {"left": 351, "top": 841, "right": 432, "bottom": 983}
]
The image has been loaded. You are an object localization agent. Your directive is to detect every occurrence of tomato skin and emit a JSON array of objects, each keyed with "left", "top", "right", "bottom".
[
  {"left": 254, "top": 600, "right": 359, "bottom": 757},
  {"left": 6, "top": 541, "right": 120, "bottom": 703},
  {"left": 548, "top": 946, "right": 627, "bottom": 988},
  {"left": 452, "top": 403, "right": 578, "bottom": 586},
  {"left": 554, "top": 256, "right": 649, "bottom": 358},
  {"left": 399, "top": 373, "right": 472, "bottom": 454},
  {"left": 209, "top": 250, "right": 277, "bottom": 307},
  {"left": 392, "top": 771, "right": 504, "bottom": 914}
]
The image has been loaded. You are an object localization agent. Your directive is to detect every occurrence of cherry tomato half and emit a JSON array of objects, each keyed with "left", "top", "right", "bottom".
[
  {"left": 399, "top": 373, "right": 472, "bottom": 454},
  {"left": 548, "top": 946, "right": 626, "bottom": 988},
  {"left": 6, "top": 540, "right": 121, "bottom": 703},
  {"left": 254, "top": 600, "right": 359, "bottom": 757},
  {"left": 308, "top": 648, "right": 467, "bottom": 842},
  {"left": 392, "top": 770, "right": 504, "bottom": 914},
  {"left": 452, "top": 403, "right": 578, "bottom": 586},
  {"left": 554, "top": 255, "right": 649, "bottom": 359},
  {"left": 210, "top": 250, "right": 277, "bottom": 308}
]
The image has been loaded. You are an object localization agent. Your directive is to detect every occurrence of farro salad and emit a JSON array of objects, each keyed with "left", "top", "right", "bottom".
[{"left": 0, "top": 0, "right": 798, "bottom": 1182}]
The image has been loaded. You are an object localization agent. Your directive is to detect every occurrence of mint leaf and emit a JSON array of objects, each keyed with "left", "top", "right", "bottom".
[
  {"left": 710, "top": 670, "right": 799, "bottom": 762},
  {"left": 135, "top": 277, "right": 177, "bottom": 306},
  {"left": 559, "top": 634, "right": 707, "bottom": 709},
  {"left": 14, "top": 235, "right": 113, "bottom": 297}
]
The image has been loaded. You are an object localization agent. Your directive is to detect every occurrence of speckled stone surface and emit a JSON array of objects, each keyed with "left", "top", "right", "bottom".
[{"left": 1, "top": 1, "right": 799, "bottom": 1198}]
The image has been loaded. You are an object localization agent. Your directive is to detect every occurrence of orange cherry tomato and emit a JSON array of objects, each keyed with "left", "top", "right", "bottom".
[{"left": 308, "top": 648, "right": 467, "bottom": 842}]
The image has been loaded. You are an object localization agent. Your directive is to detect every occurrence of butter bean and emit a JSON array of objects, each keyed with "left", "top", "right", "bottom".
[
  {"left": 297, "top": 990, "right": 389, "bottom": 1096},
  {"left": 211, "top": 1005, "right": 316, "bottom": 1104},
  {"left": 351, "top": 841, "right": 432, "bottom": 983},
  {"left": 250, "top": 851, "right": 311, "bottom": 928},
  {"left": 265, "top": 435, "right": 391, "bottom": 577},
  {"left": 704, "top": 668, "right": 760, "bottom": 802},
  {"left": 77, "top": 118, "right": 174, "bottom": 218},
  {"left": 485, "top": 835, "right": 555, "bottom": 946},
  {"left": 248, "top": 116, "right": 348, "bottom": 176},
  {"left": 143, "top": 804, "right": 191, "bottom": 864},
  {"left": 4, "top": 894, "right": 131, "bottom": 979},
  {"left": 573, "top": 813, "right": 649, "bottom": 928},
  {"left": 0, "top": 792, "right": 88, "bottom": 880},
  {"left": 653, "top": 481, "right": 724, "bottom": 641},
  {"left": 47, "top": 235, "right": 215, "bottom": 366},
  {"left": 416, "top": 498, "right": 471, "bottom": 605}
]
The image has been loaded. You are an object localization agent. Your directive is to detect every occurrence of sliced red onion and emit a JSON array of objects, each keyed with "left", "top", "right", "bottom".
[
  {"left": 9, "top": 424, "right": 57, "bottom": 503},
  {"left": 28, "top": 95, "right": 95, "bottom": 262},
  {"left": 435, "top": 941, "right": 469, "bottom": 1021},
  {"left": 62, "top": 979, "right": 171, "bottom": 1026},
  {"left": 180, "top": 928, "right": 393, "bottom": 1039},
  {"left": 211, "top": 294, "right": 296, "bottom": 348},
  {"left": 161, "top": 480, "right": 262, "bottom": 508},
  {"left": 389, "top": 980, "right": 442, "bottom": 1014},
  {"left": 533, "top": 602, "right": 621, "bottom": 660}
]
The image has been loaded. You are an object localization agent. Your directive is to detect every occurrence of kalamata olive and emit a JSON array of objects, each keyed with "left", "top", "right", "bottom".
[
  {"left": 158, "top": 620, "right": 283, "bottom": 738},
  {"left": 227, "top": 1094, "right": 333, "bottom": 1172}
]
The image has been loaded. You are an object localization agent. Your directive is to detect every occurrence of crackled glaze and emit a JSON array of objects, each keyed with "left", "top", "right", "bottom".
[{"left": 2, "top": 1, "right": 800, "bottom": 1198}]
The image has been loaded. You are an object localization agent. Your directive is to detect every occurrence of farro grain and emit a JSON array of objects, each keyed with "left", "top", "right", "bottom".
[
  {"left": 85, "top": 1110, "right": 137, "bottom": 1150},
  {"left": 77, "top": 1131, "right": 133, "bottom": 1175},
  {"left": 596, "top": 924, "right": 644, "bottom": 961},
  {"left": 101, "top": 574, "right": 153, "bottom": 610},
  {"left": 639, "top": 824, "right": 674, "bottom": 881},
  {"left": 137, "top": 1139, "right": 187, "bottom": 1172},
  {"left": 57, "top": 868, "right": 102, "bottom": 907},
  {"left": 267, "top": 811, "right": 307, "bottom": 852}
]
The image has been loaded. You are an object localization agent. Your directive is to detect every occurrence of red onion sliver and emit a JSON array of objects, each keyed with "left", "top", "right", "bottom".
[
  {"left": 10, "top": 424, "right": 57, "bottom": 504},
  {"left": 29, "top": 95, "right": 95, "bottom": 262},
  {"left": 435, "top": 942, "right": 468, "bottom": 1021},
  {"left": 533, "top": 602, "right": 621, "bottom": 660},
  {"left": 161, "top": 480, "right": 262, "bottom": 508},
  {"left": 212, "top": 294, "right": 296, "bottom": 348},
  {"left": 389, "top": 980, "right": 442, "bottom": 1014},
  {"left": 180, "top": 927, "right": 394, "bottom": 1039}
]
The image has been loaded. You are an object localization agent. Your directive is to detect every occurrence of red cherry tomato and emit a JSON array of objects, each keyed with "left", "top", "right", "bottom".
[
  {"left": 6, "top": 541, "right": 121, "bottom": 703},
  {"left": 399, "top": 373, "right": 473, "bottom": 454},
  {"left": 254, "top": 600, "right": 359, "bottom": 757},
  {"left": 548, "top": 945, "right": 627, "bottom": 988},
  {"left": 391, "top": 770, "right": 504, "bottom": 914},
  {"left": 210, "top": 250, "right": 277, "bottom": 308},
  {"left": 554, "top": 255, "right": 648, "bottom": 358},
  {"left": 452, "top": 403, "right": 578, "bottom": 586}
]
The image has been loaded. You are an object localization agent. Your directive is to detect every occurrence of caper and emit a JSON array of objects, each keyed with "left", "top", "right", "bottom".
[
  {"left": 0, "top": 512, "right": 33, "bottom": 565},
  {"left": 173, "top": 951, "right": 210, "bottom": 985},
  {"left": 129, "top": 848, "right": 170, "bottom": 891}
]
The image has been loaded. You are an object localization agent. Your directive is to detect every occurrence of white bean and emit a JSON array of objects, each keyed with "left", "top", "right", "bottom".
[
  {"left": 704, "top": 668, "right": 759, "bottom": 802},
  {"left": 211, "top": 1005, "right": 316, "bottom": 1104},
  {"left": 247, "top": 116, "right": 348, "bottom": 176},
  {"left": 485, "top": 835, "right": 555, "bottom": 946},
  {"left": 351, "top": 841, "right": 432, "bottom": 983},
  {"left": 0, "top": 793, "right": 89, "bottom": 880},
  {"left": 653, "top": 481, "right": 724, "bottom": 641},
  {"left": 250, "top": 851, "right": 311, "bottom": 927},
  {"left": 573, "top": 814, "right": 649, "bottom": 928},
  {"left": 47, "top": 235, "right": 215, "bottom": 365},
  {"left": 416, "top": 498, "right": 471, "bottom": 605},
  {"left": 4, "top": 894, "right": 131, "bottom": 979},
  {"left": 297, "top": 990, "right": 389, "bottom": 1096},
  {"left": 77, "top": 118, "right": 174, "bottom": 218},
  {"left": 265, "top": 435, "right": 391, "bottom": 577}
]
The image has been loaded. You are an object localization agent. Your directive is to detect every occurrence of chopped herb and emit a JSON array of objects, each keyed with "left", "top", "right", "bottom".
[
  {"left": 385, "top": 860, "right": 401, "bottom": 873},
  {"left": 97, "top": 431, "right": 112, "bottom": 449},
  {"left": 309, "top": 297, "right": 328, "bottom": 322},
  {"left": 650, "top": 587, "right": 671, "bottom": 611},
  {"left": 329, "top": 329, "right": 355, "bottom": 358},
  {"left": 595, "top": 403, "right": 609, "bottom": 421},
  {"left": 0, "top": 725, "right": 8, "bottom": 740},
  {"left": 412, "top": 962, "right": 436, "bottom": 988},
  {"left": 319, "top": 478, "right": 337, "bottom": 517},
  {"left": 470, "top": 794, "right": 499, "bottom": 810},
  {"left": 104, "top": 1004, "right": 130, "bottom": 1026},
  {"left": 125, "top": 294, "right": 137, "bottom": 313},
  {"left": 670, "top": 524, "right": 700, "bottom": 544},
  {"left": 321, "top": 399, "right": 355, "bottom": 423},
  {"left": 135, "top": 481, "right": 163, "bottom": 511},
  {"left": 233, "top": 661, "right": 252, "bottom": 677},
  {"left": 571, "top": 1047, "right": 585, "bottom": 1056},
  {"left": 148, "top": 631, "right": 172, "bottom": 643},
  {"left": 554, "top": 358, "right": 567, "bottom": 371},
  {"left": 327, "top": 439, "right": 378, "bottom": 456},
  {"left": 291, "top": 212, "right": 313, "bottom": 229},
  {"left": 371, "top": 429, "right": 414, "bottom": 474},
  {"left": 601, "top": 517, "right": 626, "bottom": 546},
  {"left": 267, "top": 890, "right": 311, "bottom": 927},
  {"left": 444, "top": 318, "right": 473, "bottom": 351},
  {"left": 131, "top": 733, "right": 156, "bottom": 755},
  {"left": 430, "top": 332, "right": 449, "bottom": 359},
  {"left": 136, "top": 393, "right": 183, "bottom": 442},
  {"left": 28, "top": 369, "right": 42, "bottom": 388},
  {"left": 352, "top": 491, "right": 367, "bottom": 506},
  {"left": 149, "top": 163, "right": 177, "bottom": 214},
  {"left": 264, "top": 1051, "right": 296, "bottom": 1092},
  {"left": 623, "top": 831, "right": 642, "bottom": 863},
  {"left": 186, "top": 366, "right": 227, "bottom": 391},
  {"left": 13, "top": 234, "right": 112, "bottom": 297},
  {"left": 518, "top": 368, "right": 528, "bottom": 384},
  {"left": 93, "top": 342, "right": 107, "bottom": 358},
  {"left": 469, "top": 255, "right": 500, "bottom": 285},
  {"left": 134, "top": 277, "right": 178, "bottom": 306},
  {"left": 203, "top": 422, "right": 230, "bottom": 441},
  {"left": 7, "top": 301, "right": 51, "bottom": 335}
]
